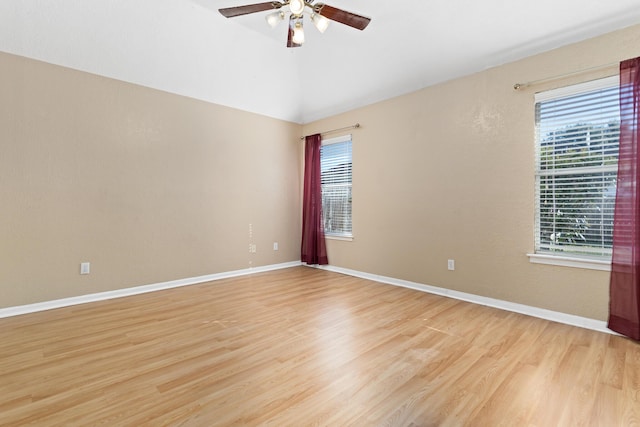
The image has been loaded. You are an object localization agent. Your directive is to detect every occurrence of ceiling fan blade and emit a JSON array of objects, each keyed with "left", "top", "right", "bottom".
[
  {"left": 287, "top": 15, "right": 302, "bottom": 48},
  {"left": 219, "top": 2, "right": 281, "bottom": 18},
  {"left": 315, "top": 4, "right": 371, "bottom": 30}
]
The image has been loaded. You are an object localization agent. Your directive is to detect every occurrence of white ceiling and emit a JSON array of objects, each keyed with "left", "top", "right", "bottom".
[{"left": 2, "top": 0, "right": 640, "bottom": 124}]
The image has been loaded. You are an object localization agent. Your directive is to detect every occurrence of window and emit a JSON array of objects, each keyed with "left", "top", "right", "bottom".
[
  {"left": 534, "top": 76, "right": 619, "bottom": 261},
  {"left": 321, "top": 135, "right": 352, "bottom": 238}
]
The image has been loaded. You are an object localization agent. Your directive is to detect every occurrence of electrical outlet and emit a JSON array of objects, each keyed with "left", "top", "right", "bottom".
[
  {"left": 80, "top": 262, "right": 90, "bottom": 275},
  {"left": 447, "top": 259, "right": 455, "bottom": 271},
  {"left": 273, "top": 242, "right": 279, "bottom": 251},
  {"left": 250, "top": 244, "right": 257, "bottom": 253}
]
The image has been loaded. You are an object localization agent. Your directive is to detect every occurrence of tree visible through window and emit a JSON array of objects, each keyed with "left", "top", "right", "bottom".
[
  {"left": 535, "top": 77, "right": 619, "bottom": 258},
  {"left": 320, "top": 135, "right": 352, "bottom": 237}
]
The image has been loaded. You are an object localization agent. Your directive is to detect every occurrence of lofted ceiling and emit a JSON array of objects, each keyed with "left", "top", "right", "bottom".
[{"left": 1, "top": 0, "right": 640, "bottom": 124}]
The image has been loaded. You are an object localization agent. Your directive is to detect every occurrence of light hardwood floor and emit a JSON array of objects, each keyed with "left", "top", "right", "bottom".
[{"left": 1, "top": 266, "right": 639, "bottom": 426}]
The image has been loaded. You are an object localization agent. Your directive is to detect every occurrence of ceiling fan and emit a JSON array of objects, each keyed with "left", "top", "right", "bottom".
[{"left": 218, "top": 0, "right": 371, "bottom": 48}]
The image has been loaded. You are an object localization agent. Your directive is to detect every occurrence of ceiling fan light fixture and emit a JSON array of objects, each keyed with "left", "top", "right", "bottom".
[
  {"left": 265, "top": 10, "right": 285, "bottom": 28},
  {"left": 311, "top": 12, "right": 329, "bottom": 33},
  {"left": 292, "top": 21, "right": 305, "bottom": 44},
  {"left": 218, "top": 1, "right": 371, "bottom": 48},
  {"left": 289, "top": 0, "right": 305, "bottom": 16}
]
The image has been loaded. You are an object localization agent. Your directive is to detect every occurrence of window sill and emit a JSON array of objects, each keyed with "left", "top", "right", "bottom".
[
  {"left": 527, "top": 253, "right": 611, "bottom": 271},
  {"left": 326, "top": 235, "right": 353, "bottom": 242}
]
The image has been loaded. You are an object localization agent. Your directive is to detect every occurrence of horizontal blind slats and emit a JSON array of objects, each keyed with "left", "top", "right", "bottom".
[
  {"left": 321, "top": 139, "right": 352, "bottom": 236},
  {"left": 534, "top": 78, "right": 619, "bottom": 258}
]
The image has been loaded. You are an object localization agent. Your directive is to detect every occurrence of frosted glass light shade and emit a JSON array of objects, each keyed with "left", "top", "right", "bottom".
[
  {"left": 311, "top": 13, "right": 329, "bottom": 33},
  {"left": 265, "top": 11, "right": 284, "bottom": 28},
  {"left": 292, "top": 22, "right": 305, "bottom": 44}
]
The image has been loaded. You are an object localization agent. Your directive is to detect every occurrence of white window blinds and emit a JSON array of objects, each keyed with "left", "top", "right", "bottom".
[
  {"left": 321, "top": 135, "right": 352, "bottom": 237},
  {"left": 534, "top": 76, "right": 620, "bottom": 258}
]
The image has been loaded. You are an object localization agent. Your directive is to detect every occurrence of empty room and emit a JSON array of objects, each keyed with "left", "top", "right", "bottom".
[{"left": 2, "top": 1, "right": 640, "bottom": 425}]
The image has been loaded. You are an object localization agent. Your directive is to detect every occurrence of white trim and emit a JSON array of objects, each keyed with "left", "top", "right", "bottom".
[
  {"left": 312, "top": 264, "right": 616, "bottom": 336},
  {"left": 4, "top": 261, "right": 615, "bottom": 336},
  {"left": 322, "top": 134, "right": 351, "bottom": 145},
  {"left": 527, "top": 253, "right": 611, "bottom": 271},
  {"left": 534, "top": 75, "right": 619, "bottom": 102},
  {"left": 0, "top": 261, "right": 302, "bottom": 319},
  {"left": 325, "top": 234, "right": 353, "bottom": 242}
]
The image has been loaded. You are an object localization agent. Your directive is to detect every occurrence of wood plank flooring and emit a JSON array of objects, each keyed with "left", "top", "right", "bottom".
[{"left": 1, "top": 266, "right": 639, "bottom": 426}]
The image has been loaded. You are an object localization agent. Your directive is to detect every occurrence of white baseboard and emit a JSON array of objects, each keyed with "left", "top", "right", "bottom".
[
  {"left": 313, "top": 264, "right": 615, "bottom": 336},
  {"left": 2, "top": 261, "right": 615, "bottom": 336},
  {"left": 0, "top": 261, "right": 302, "bottom": 319}
]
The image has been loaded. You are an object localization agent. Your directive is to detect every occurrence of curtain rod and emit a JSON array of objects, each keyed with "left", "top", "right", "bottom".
[
  {"left": 300, "top": 123, "right": 360, "bottom": 140},
  {"left": 513, "top": 61, "right": 619, "bottom": 90}
]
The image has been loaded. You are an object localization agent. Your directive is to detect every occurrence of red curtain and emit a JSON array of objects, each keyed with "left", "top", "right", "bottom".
[
  {"left": 609, "top": 57, "right": 640, "bottom": 340},
  {"left": 301, "top": 134, "right": 328, "bottom": 265}
]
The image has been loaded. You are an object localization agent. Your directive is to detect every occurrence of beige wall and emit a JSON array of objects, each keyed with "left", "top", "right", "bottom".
[
  {"left": 303, "top": 24, "right": 640, "bottom": 321},
  {"left": 3, "top": 25, "right": 639, "bottom": 320},
  {"left": 0, "top": 52, "right": 302, "bottom": 308}
]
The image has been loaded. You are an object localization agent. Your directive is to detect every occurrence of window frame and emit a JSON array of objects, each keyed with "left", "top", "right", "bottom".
[
  {"left": 528, "top": 75, "right": 620, "bottom": 271},
  {"left": 320, "top": 134, "right": 353, "bottom": 240}
]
